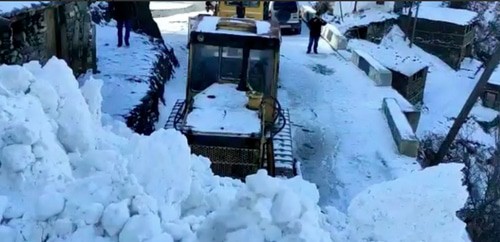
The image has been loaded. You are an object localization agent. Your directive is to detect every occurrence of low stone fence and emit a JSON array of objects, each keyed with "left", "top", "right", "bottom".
[
  {"left": 351, "top": 49, "right": 392, "bottom": 86},
  {"left": 382, "top": 98, "right": 419, "bottom": 157}
]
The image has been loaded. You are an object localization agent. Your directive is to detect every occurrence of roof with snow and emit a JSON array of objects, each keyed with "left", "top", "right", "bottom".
[
  {"left": 191, "top": 15, "right": 280, "bottom": 38},
  {"left": 335, "top": 9, "right": 398, "bottom": 34},
  {"left": 405, "top": 6, "right": 478, "bottom": 26},
  {"left": 349, "top": 39, "right": 429, "bottom": 76},
  {"left": 0, "top": 1, "right": 52, "bottom": 18},
  {"left": 488, "top": 65, "right": 500, "bottom": 86}
]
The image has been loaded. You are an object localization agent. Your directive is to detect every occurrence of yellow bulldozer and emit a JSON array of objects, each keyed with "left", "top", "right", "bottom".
[{"left": 165, "top": 14, "right": 296, "bottom": 180}]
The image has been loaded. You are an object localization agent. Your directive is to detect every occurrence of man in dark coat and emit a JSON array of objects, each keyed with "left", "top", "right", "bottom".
[
  {"left": 307, "top": 12, "right": 327, "bottom": 54},
  {"left": 108, "top": 1, "right": 136, "bottom": 47},
  {"left": 236, "top": 1, "right": 245, "bottom": 18}
]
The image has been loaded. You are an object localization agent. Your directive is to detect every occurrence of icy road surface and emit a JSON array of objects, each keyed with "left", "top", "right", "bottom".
[{"left": 155, "top": 12, "right": 419, "bottom": 211}]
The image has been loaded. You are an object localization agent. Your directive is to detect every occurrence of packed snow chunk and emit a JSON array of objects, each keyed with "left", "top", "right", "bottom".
[
  {"left": 0, "top": 196, "right": 7, "bottom": 217},
  {"left": 246, "top": 169, "right": 279, "bottom": 197},
  {"left": 36, "top": 191, "right": 65, "bottom": 220},
  {"left": 196, "top": 171, "right": 332, "bottom": 242},
  {"left": 127, "top": 129, "right": 192, "bottom": 209},
  {"left": 0, "top": 144, "right": 35, "bottom": 172},
  {"left": 53, "top": 218, "right": 74, "bottom": 236},
  {"left": 225, "top": 225, "right": 265, "bottom": 242},
  {"left": 130, "top": 195, "right": 158, "bottom": 215},
  {"left": 145, "top": 233, "right": 174, "bottom": 242},
  {"left": 347, "top": 163, "right": 468, "bottom": 242},
  {"left": 118, "top": 213, "right": 162, "bottom": 242},
  {"left": 75, "top": 202, "right": 105, "bottom": 225},
  {"left": 102, "top": 199, "right": 130, "bottom": 236},
  {"left": 271, "top": 189, "right": 302, "bottom": 224},
  {"left": 0, "top": 65, "right": 34, "bottom": 95},
  {"left": 0, "top": 225, "right": 16, "bottom": 242},
  {"left": 38, "top": 58, "right": 96, "bottom": 153},
  {"left": 2, "top": 122, "right": 39, "bottom": 145},
  {"left": 80, "top": 76, "right": 104, "bottom": 124}
]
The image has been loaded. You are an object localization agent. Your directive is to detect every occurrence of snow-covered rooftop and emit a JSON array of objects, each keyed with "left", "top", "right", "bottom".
[
  {"left": 185, "top": 83, "right": 261, "bottom": 135},
  {"left": 333, "top": 9, "right": 398, "bottom": 34},
  {"left": 193, "top": 15, "right": 276, "bottom": 37},
  {"left": 0, "top": 1, "right": 49, "bottom": 16},
  {"left": 349, "top": 39, "right": 428, "bottom": 76},
  {"left": 406, "top": 6, "right": 478, "bottom": 26},
  {"left": 488, "top": 65, "right": 500, "bottom": 85}
]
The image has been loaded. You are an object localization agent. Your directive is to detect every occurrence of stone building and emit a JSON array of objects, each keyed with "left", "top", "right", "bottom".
[
  {"left": 0, "top": 2, "right": 96, "bottom": 76},
  {"left": 482, "top": 66, "right": 500, "bottom": 111},
  {"left": 398, "top": 6, "right": 478, "bottom": 70}
]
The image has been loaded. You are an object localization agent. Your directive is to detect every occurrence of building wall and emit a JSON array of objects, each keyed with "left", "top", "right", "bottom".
[
  {"left": 344, "top": 19, "right": 395, "bottom": 44},
  {"left": 398, "top": 16, "right": 474, "bottom": 70},
  {"left": 0, "top": 2, "right": 96, "bottom": 76}
]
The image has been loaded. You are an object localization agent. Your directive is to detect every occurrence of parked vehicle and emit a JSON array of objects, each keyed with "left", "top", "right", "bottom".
[
  {"left": 268, "top": 1, "right": 301, "bottom": 34},
  {"left": 215, "top": 1, "right": 269, "bottom": 20}
]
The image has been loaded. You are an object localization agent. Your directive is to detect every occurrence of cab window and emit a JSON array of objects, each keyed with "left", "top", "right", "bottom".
[{"left": 225, "top": 1, "right": 260, "bottom": 8}]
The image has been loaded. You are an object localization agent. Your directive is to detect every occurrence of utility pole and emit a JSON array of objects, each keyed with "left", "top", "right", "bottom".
[
  {"left": 339, "top": 2, "right": 344, "bottom": 22},
  {"left": 430, "top": 46, "right": 500, "bottom": 167},
  {"left": 409, "top": 1, "right": 420, "bottom": 48}
]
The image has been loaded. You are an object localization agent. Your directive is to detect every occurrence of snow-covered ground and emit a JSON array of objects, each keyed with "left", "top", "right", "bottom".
[
  {"left": 0, "top": 1, "right": 478, "bottom": 240},
  {"left": 90, "top": 23, "right": 162, "bottom": 121}
]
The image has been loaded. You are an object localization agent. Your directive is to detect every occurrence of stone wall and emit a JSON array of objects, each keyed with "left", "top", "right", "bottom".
[{"left": 0, "top": 2, "right": 96, "bottom": 76}]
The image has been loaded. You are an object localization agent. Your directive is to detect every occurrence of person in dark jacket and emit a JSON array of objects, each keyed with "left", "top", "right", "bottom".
[
  {"left": 108, "top": 1, "right": 136, "bottom": 47},
  {"left": 307, "top": 12, "right": 327, "bottom": 54},
  {"left": 236, "top": 1, "right": 245, "bottom": 18}
]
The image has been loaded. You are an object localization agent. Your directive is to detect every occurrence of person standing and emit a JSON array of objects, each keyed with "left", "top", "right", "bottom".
[
  {"left": 108, "top": 1, "right": 136, "bottom": 47},
  {"left": 307, "top": 12, "right": 327, "bottom": 54},
  {"left": 236, "top": 1, "right": 245, "bottom": 18}
]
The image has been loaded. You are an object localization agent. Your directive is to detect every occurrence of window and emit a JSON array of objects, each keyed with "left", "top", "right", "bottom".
[
  {"left": 485, "top": 91, "right": 498, "bottom": 108},
  {"left": 272, "top": 1, "right": 298, "bottom": 12},
  {"left": 225, "top": 1, "right": 260, "bottom": 8},
  {"left": 247, "top": 49, "right": 274, "bottom": 95},
  {"left": 220, "top": 47, "right": 244, "bottom": 81},
  {"left": 190, "top": 44, "right": 220, "bottom": 91}
]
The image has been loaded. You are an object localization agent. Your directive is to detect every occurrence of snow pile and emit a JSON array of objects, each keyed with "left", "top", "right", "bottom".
[
  {"left": 0, "top": 58, "right": 332, "bottom": 241},
  {"left": 196, "top": 170, "right": 332, "bottom": 242},
  {"left": 326, "top": 163, "right": 470, "bottom": 242}
]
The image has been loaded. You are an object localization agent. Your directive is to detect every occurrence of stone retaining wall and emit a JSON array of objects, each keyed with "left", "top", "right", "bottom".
[{"left": 0, "top": 2, "right": 96, "bottom": 76}]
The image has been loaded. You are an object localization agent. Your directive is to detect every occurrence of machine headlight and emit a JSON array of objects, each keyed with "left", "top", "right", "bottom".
[{"left": 197, "top": 34, "right": 205, "bottom": 42}]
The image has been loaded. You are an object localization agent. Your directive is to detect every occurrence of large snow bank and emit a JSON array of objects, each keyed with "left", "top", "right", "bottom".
[
  {"left": 326, "top": 163, "right": 470, "bottom": 242},
  {"left": 0, "top": 58, "right": 332, "bottom": 241}
]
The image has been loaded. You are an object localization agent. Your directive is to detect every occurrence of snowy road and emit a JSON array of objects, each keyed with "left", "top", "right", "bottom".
[{"left": 155, "top": 12, "right": 419, "bottom": 211}]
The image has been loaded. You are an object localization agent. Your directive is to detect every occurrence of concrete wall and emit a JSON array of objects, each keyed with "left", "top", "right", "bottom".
[
  {"left": 0, "top": 2, "right": 95, "bottom": 75},
  {"left": 351, "top": 49, "right": 392, "bottom": 86},
  {"left": 382, "top": 98, "right": 419, "bottom": 157}
]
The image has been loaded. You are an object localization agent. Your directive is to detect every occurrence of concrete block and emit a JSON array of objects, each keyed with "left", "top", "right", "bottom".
[
  {"left": 382, "top": 98, "right": 419, "bottom": 157},
  {"left": 352, "top": 49, "right": 392, "bottom": 86}
]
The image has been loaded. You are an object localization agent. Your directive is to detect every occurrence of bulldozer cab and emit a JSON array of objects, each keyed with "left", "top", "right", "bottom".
[
  {"left": 215, "top": 1, "right": 270, "bottom": 20},
  {"left": 187, "top": 15, "right": 281, "bottom": 124},
  {"left": 167, "top": 15, "right": 293, "bottom": 180}
]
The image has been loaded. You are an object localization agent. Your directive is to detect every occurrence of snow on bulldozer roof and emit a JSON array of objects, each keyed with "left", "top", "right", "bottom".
[{"left": 191, "top": 15, "right": 280, "bottom": 38}]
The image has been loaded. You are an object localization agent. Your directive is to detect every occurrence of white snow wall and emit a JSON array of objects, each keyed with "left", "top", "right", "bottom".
[{"left": 0, "top": 58, "right": 332, "bottom": 242}]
